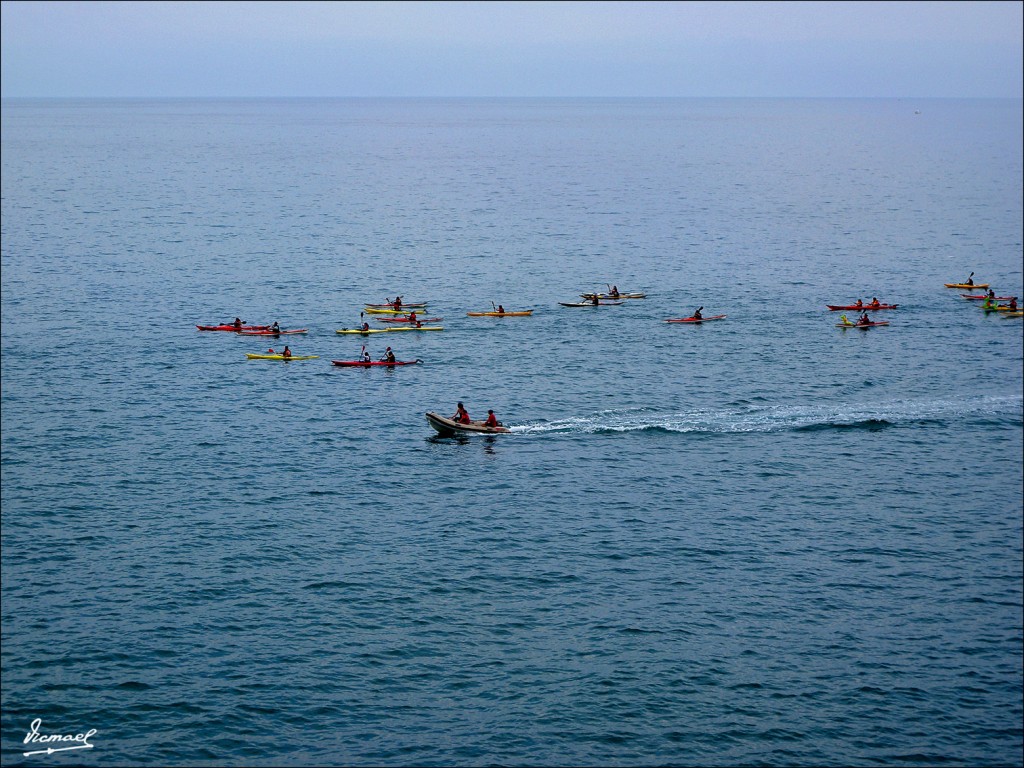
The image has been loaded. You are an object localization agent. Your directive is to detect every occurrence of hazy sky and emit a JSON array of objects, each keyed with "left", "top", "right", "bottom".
[{"left": 2, "top": 1, "right": 1021, "bottom": 98}]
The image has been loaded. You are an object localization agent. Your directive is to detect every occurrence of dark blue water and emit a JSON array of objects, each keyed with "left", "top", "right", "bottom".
[{"left": 2, "top": 98, "right": 1022, "bottom": 766}]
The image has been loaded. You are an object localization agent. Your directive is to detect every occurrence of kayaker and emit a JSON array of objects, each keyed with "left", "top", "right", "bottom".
[
  {"left": 383, "top": 347, "right": 396, "bottom": 363},
  {"left": 361, "top": 321, "right": 370, "bottom": 332},
  {"left": 453, "top": 402, "right": 471, "bottom": 424},
  {"left": 233, "top": 317, "right": 244, "bottom": 330},
  {"left": 1010, "top": 298, "right": 1019, "bottom": 310},
  {"left": 854, "top": 299, "right": 864, "bottom": 309},
  {"left": 987, "top": 289, "right": 995, "bottom": 299},
  {"left": 591, "top": 294, "right": 600, "bottom": 305},
  {"left": 392, "top": 296, "right": 403, "bottom": 310},
  {"left": 693, "top": 307, "right": 703, "bottom": 320},
  {"left": 282, "top": 346, "right": 292, "bottom": 358},
  {"left": 982, "top": 297, "right": 997, "bottom": 310},
  {"left": 857, "top": 313, "right": 871, "bottom": 325},
  {"left": 497, "top": 305, "right": 505, "bottom": 314},
  {"left": 610, "top": 285, "right": 620, "bottom": 298},
  {"left": 408, "top": 310, "right": 417, "bottom": 323},
  {"left": 869, "top": 298, "right": 880, "bottom": 308},
  {"left": 484, "top": 409, "right": 499, "bottom": 428},
  {"left": 839, "top": 314, "right": 851, "bottom": 326},
  {"left": 270, "top": 321, "right": 280, "bottom": 333},
  {"left": 362, "top": 350, "right": 372, "bottom": 363}
]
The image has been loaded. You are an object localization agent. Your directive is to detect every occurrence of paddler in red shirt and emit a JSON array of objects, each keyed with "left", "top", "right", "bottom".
[{"left": 453, "top": 402, "right": 471, "bottom": 424}]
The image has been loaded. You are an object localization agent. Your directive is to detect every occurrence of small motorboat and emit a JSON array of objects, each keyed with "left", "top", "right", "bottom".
[{"left": 425, "top": 412, "right": 511, "bottom": 436}]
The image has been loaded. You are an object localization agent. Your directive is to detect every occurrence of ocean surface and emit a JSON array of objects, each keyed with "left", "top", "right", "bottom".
[{"left": 1, "top": 97, "right": 1022, "bottom": 767}]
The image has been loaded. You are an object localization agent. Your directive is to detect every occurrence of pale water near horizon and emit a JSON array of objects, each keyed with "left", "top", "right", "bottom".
[{"left": 2, "top": 97, "right": 1022, "bottom": 766}]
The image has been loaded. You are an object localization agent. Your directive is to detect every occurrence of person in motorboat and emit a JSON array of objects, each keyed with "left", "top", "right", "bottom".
[
  {"left": 282, "top": 346, "right": 292, "bottom": 358},
  {"left": 692, "top": 307, "right": 703, "bottom": 320},
  {"left": 382, "top": 347, "right": 396, "bottom": 363},
  {"left": 453, "top": 402, "right": 471, "bottom": 424},
  {"left": 484, "top": 409, "right": 500, "bottom": 428}
]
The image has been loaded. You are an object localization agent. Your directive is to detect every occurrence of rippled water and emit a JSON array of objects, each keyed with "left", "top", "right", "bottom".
[{"left": 2, "top": 98, "right": 1022, "bottom": 766}]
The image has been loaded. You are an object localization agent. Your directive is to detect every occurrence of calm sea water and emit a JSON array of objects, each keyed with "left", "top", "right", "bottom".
[{"left": 1, "top": 98, "right": 1022, "bottom": 767}]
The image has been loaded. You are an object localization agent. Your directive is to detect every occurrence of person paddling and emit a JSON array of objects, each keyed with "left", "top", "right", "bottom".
[
  {"left": 282, "top": 346, "right": 292, "bottom": 358},
  {"left": 693, "top": 307, "right": 703, "bottom": 320},
  {"left": 965, "top": 272, "right": 974, "bottom": 286},
  {"left": 382, "top": 346, "right": 396, "bottom": 363}
]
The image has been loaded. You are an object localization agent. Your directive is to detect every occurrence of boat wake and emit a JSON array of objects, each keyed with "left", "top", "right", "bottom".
[{"left": 510, "top": 396, "right": 1023, "bottom": 436}]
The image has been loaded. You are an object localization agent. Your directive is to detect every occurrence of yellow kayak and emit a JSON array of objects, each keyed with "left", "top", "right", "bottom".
[
  {"left": 245, "top": 353, "right": 319, "bottom": 361},
  {"left": 945, "top": 282, "right": 989, "bottom": 289}
]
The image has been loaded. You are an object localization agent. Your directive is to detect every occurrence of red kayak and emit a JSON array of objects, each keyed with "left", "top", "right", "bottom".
[
  {"left": 665, "top": 314, "right": 727, "bottom": 323},
  {"left": 961, "top": 294, "right": 1017, "bottom": 301},
  {"left": 377, "top": 316, "right": 442, "bottom": 323},
  {"left": 332, "top": 359, "right": 421, "bottom": 367},
  {"left": 197, "top": 324, "right": 270, "bottom": 332},
  {"left": 238, "top": 328, "right": 308, "bottom": 336},
  {"left": 826, "top": 304, "right": 898, "bottom": 311},
  {"left": 837, "top": 321, "right": 889, "bottom": 328}
]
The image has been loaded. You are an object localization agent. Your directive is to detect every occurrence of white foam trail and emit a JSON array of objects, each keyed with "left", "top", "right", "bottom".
[{"left": 509, "top": 396, "right": 1023, "bottom": 435}]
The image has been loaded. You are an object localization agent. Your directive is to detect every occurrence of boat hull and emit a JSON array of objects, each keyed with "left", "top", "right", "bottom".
[
  {"left": 245, "top": 354, "right": 319, "bottom": 360},
  {"left": 665, "top": 315, "right": 727, "bottom": 323},
  {"left": 238, "top": 329, "right": 308, "bottom": 335},
  {"left": 466, "top": 311, "right": 533, "bottom": 317},
  {"left": 826, "top": 304, "right": 898, "bottom": 311},
  {"left": 332, "top": 360, "right": 421, "bottom": 367}
]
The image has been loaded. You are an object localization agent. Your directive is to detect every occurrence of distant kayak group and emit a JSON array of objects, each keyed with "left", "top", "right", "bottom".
[
  {"left": 199, "top": 275, "right": 1021, "bottom": 435},
  {"left": 947, "top": 273, "right": 1021, "bottom": 317}
]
